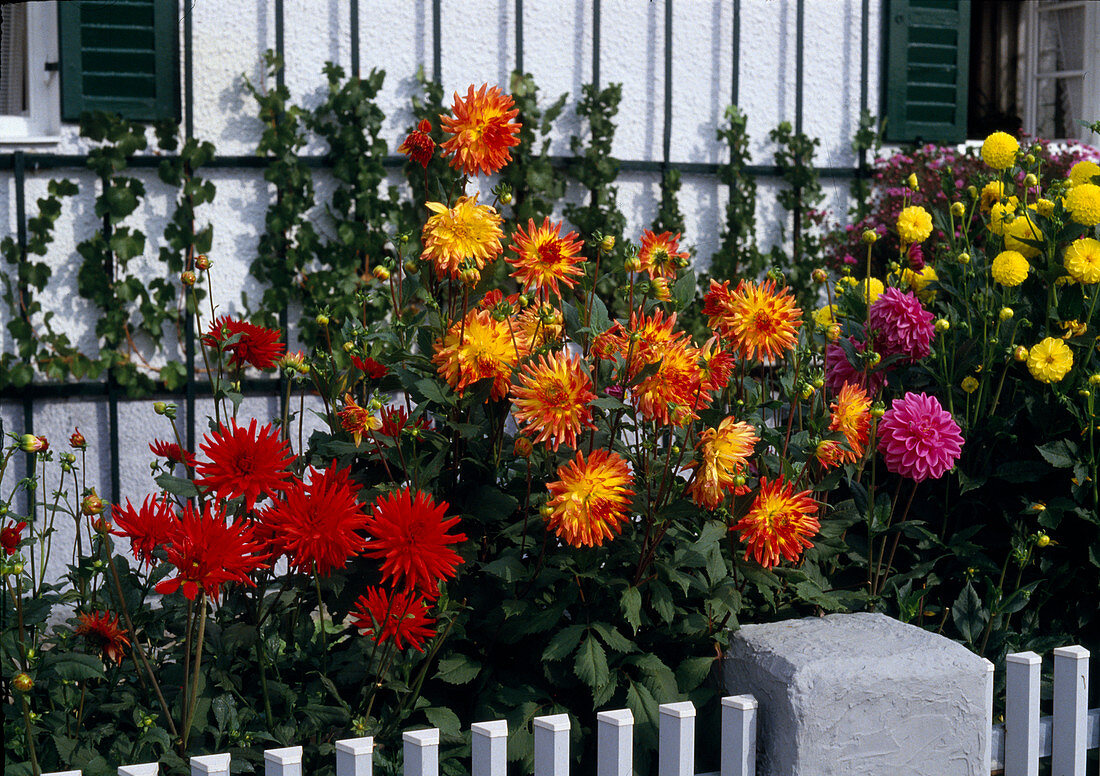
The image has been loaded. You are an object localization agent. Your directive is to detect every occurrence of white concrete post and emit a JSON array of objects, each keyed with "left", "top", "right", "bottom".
[
  {"left": 596, "top": 709, "right": 633, "bottom": 776},
  {"left": 264, "top": 746, "right": 302, "bottom": 776},
  {"left": 1052, "top": 645, "right": 1089, "bottom": 776},
  {"left": 191, "top": 754, "right": 231, "bottom": 776},
  {"left": 721, "top": 695, "right": 757, "bottom": 776},
  {"left": 533, "top": 713, "right": 570, "bottom": 776},
  {"left": 471, "top": 720, "right": 508, "bottom": 776},
  {"left": 1005, "top": 651, "right": 1041, "bottom": 776},
  {"left": 658, "top": 702, "right": 695, "bottom": 776},
  {"left": 403, "top": 728, "right": 440, "bottom": 776},
  {"left": 336, "top": 737, "right": 374, "bottom": 776},
  {"left": 118, "top": 765, "right": 158, "bottom": 776}
]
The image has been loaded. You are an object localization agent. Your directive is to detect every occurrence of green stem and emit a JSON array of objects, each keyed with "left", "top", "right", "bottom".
[{"left": 180, "top": 592, "right": 208, "bottom": 751}]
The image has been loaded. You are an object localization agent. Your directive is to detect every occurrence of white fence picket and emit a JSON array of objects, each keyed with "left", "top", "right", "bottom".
[
  {"left": 264, "top": 746, "right": 302, "bottom": 776},
  {"left": 403, "top": 728, "right": 439, "bottom": 776},
  {"left": 720, "top": 695, "right": 757, "bottom": 776},
  {"left": 658, "top": 702, "right": 695, "bottom": 776},
  {"left": 42, "top": 771, "right": 82, "bottom": 776},
  {"left": 336, "top": 736, "right": 374, "bottom": 776},
  {"left": 1052, "top": 645, "right": 1089, "bottom": 776},
  {"left": 533, "top": 713, "right": 570, "bottom": 776},
  {"left": 1005, "top": 651, "right": 1041, "bottom": 776},
  {"left": 190, "top": 753, "right": 230, "bottom": 776},
  {"left": 117, "top": 765, "right": 158, "bottom": 776},
  {"left": 982, "top": 658, "right": 994, "bottom": 775},
  {"left": 596, "top": 709, "right": 633, "bottom": 776},
  {"left": 471, "top": 720, "right": 508, "bottom": 776}
]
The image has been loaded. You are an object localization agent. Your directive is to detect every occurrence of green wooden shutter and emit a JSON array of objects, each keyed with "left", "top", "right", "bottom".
[
  {"left": 59, "top": 0, "right": 179, "bottom": 121},
  {"left": 884, "top": 0, "right": 971, "bottom": 143}
]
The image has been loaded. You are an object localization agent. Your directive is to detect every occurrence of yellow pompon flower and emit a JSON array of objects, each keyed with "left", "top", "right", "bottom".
[
  {"left": 1036, "top": 198, "right": 1055, "bottom": 218},
  {"left": 981, "top": 131, "right": 1019, "bottom": 170},
  {"left": 828, "top": 383, "right": 872, "bottom": 465},
  {"left": 432, "top": 309, "right": 524, "bottom": 400},
  {"left": 961, "top": 376, "right": 979, "bottom": 394},
  {"left": 897, "top": 205, "right": 933, "bottom": 245},
  {"left": 637, "top": 230, "right": 690, "bottom": 280},
  {"left": 511, "top": 351, "right": 596, "bottom": 451},
  {"left": 507, "top": 217, "right": 585, "bottom": 297},
  {"left": 901, "top": 265, "right": 938, "bottom": 302},
  {"left": 991, "top": 250, "right": 1029, "bottom": 287},
  {"left": 439, "top": 83, "right": 522, "bottom": 177},
  {"left": 857, "top": 276, "right": 885, "bottom": 305},
  {"left": 1003, "top": 211, "right": 1044, "bottom": 258},
  {"left": 722, "top": 279, "right": 802, "bottom": 362},
  {"left": 1027, "top": 337, "right": 1073, "bottom": 383},
  {"left": 733, "top": 477, "right": 820, "bottom": 569},
  {"left": 1065, "top": 238, "right": 1100, "bottom": 284},
  {"left": 632, "top": 341, "right": 707, "bottom": 427},
  {"left": 979, "top": 181, "right": 1005, "bottom": 214},
  {"left": 987, "top": 197, "right": 1018, "bottom": 235},
  {"left": 545, "top": 449, "right": 635, "bottom": 547},
  {"left": 339, "top": 393, "right": 382, "bottom": 447},
  {"left": 421, "top": 195, "right": 504, "bottom": 279},
  {"left": 1065, "top": 183, "right": 1100, "bottom": 227},
  {"left": 687, "top": 418, "right": 759, "bottom": 510},
  {"left": 1069, "top": 160, "right": 1100, "bottom": 188},
  {"left": 813, "top": 304, "right": 839, "bottom": 329}
]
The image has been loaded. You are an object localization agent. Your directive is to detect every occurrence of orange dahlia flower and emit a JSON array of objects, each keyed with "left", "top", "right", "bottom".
[
  {"left": 733, "top": 477, "right": 819, "bottom": 569},
  {"left": 433, "top": 308, "right": 524, "bottom": 401},
  {"left": 827, "top": 382, "right": 872, "bottom": 465},
  {"left": 339, "top": 393, "right": 382, "bottom": 447},
  {"left": 545, "top": 449, "right": 634, "bottom": 547},
  {"left": 507, "top": 217, "right": 586, "bottom": 297},
  {"left": 421, "top": 195, "right": 504, "bottom": 280},
  {"left": 637, "top": 230, "right": 689, "bottom": 280},
  {"left": 439, "top": 83, "right": 522, "bottom": 177},
  {"left": 706, "top": 278, "right": 801, "bottom": 361},
  {"left": 511, "top": 351, "right": 596, "bottom": 451},
  {"left": 511, "top": 304, "right": 563, "bottom": 353},
  {"left": 399, "top": 119, "right": 435, "bottom": 168},
  {"left": 687, "top": 418, "right": 759, "bottom": 510},
  {"left": 631, "top": 340, "right": 707, "bottom": 426}
]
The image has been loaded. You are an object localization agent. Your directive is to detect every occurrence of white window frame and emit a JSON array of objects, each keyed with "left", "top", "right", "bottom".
[
  {"left": 1021, "top": 0, "right": 1100, "bottom": 143},
  {"left": 0, "top": 1, "right": 60, "bottom": 144}
]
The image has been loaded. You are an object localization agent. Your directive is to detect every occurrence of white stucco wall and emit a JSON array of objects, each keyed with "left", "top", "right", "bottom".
[{"left": 0, "top": 0, "right": 882, "bottom": 581}]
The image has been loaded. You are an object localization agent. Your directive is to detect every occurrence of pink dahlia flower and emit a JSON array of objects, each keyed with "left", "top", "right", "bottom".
[
  {"left": 825, "top": 336, "right": 888, "bottom": 395},
  {"left": 878, "top": 392, "right": 963, "bottom": 482},
  {"left": 868, "top": 287, "right": 935, "bottom": 362}
]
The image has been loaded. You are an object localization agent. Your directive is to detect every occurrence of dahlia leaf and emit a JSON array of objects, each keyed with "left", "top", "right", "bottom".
[
  {"left": 1037, "top": 439, "right": 1076, "bottom": 469},
  {"left": 590, "top": 622, "right": 636, "bottom": 654},
  {"left": 574, "top": 634, "right": 609, "bottom": 690},
  {"left": 672, "top": 269, "right": 696, "bottom": 310},
  {"left": 542, "top": 624, "right": 586, "bottom": 661},
  {"left": 43, "top": 652, "right": 106, "bottom": 682},
  {"left": 621, "top": 586, "right": 642, "bottom": 633},
  {"left": 675, "top": 656, "right": 715, "bottom": 692},
  {"left": 434, "top": 655, "right": 482, "bottom": 685},
  {"left": 951, "top": 582, "right": 987, "bottom": 645},
  {"left": 424, "top": 706, "right": 463, "bottom": 744}
]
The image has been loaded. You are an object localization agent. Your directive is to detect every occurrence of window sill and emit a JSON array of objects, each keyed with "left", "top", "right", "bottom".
[{"left": 0, "top": 136, "right": 62, "bottom": 146}]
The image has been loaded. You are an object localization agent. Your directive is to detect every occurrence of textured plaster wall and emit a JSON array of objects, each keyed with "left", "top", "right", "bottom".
[{"left": 0, "top": 0, "right": 882, "bottom": 578}]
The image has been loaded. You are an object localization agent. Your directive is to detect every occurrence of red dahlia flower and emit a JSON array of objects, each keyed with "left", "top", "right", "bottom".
[
  {"left": 202, "top": 315, "right": 285, "bottom": 370},
  {"left": 149, "top": 439, "right": 197, "bottom": 468},
  {"left": 196, "top": 419, "right": 295, "bottom": 512},
  {"left": 1, "top": 520, "right": 28, "bottom": 555},
  {"left": 398, "top": 119, "right": 436, "bottom": 168},
  {"left": 112, "top": 494, "right": 178, "bottom": 568},
  {"left": 351, "top": 586, "right": 435, "bottom": 652},
  {"left": 74, "top": 611, "right": 130, "bottom": 665},
  {"left": 155, "top": 501, "right": 267, "bottom": 602},
  {"left": 364, "top": 488, "right": 466, "bottom": 597}
]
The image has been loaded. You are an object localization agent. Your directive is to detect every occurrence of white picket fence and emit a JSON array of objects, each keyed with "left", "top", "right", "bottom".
[{"left": 40, "top": 646, "right": 1098, "bottom": 776}]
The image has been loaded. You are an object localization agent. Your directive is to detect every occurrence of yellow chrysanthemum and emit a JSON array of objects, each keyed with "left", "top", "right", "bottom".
[
  {"left": 1027, "top": 337, "right": 1073, "bottom": 383},
  {"left": 732, "top": 477, "right": 820, "bottom": 569},
  {"left": 991, "top": 250, "right": 1029, "bottom": 287},
  {"left": 1003, "top": 211, "right": 1043, "bottom": 258},
  {"left": 981, "top": 131, "right": 1019, "bottom": 170},
  {"left": 432, "top": 308, "right": 523, "bottom": 400},
  {"left": 897, "top": 205, "right": 933, "bottom": 245},
  {"left": 1065, "top": 183, "right": 1100, "bottom": 227},
  {"left": 856, "top": 277, "right": 885, "bottom": 305},
  {"left": 687, "top": 417, "right": 759, "bottom": 510},
  {"left": 439, "top": 84, "right": 521, "bottom": 177},
  {"left": 1064, "top": 238, "right": 1100, "bottom": 284},
  {"left": 987, "top": 197, "right": 1019, "bottom": 235},
  {"left": 901, "top": 265, "right": 938, "bottom": 302},
  {"left": 1069, "top": 160, "right": 1100, "bottom": 188},
  {"left": 813, "top": 304, "right": 839, "bottom": 329},
  {"left": 507, "top": 217, "right": 585, "bottom": 298},
  {"left": 511, "top": 351, "right": 595, "bottom": 451},
  {"left": 979, "top": 181, "right": 1005, "bottom": 214},
  {"left": 421, "top": 195, "right": 504, "bottom": 279},
  {"left": 545, "top": 449, "right": 634, "bottom": 547},
  {"left": 961, "top": 376, "right": 979, "bottom": 394}
]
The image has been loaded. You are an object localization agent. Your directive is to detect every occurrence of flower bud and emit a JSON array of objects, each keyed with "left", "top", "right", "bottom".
[
  {"left": 812, "top": 377, "right": 824, "bottom": 389},
  {"left": 514, "top": 437, "right": 534, "bottom": 459},
  {"left": 19, "top": 434, "right": 43, "bottom": 453},
  {"left": 999, "top": 307, "right": 1014, "bottom": 321},
  {"left": 967, "top": 185, "right": 978, "bottom": 199},
  {"left": 81, "top": 489, "right": 106, "bottom": 517},
  {"left": 950, "top": 202, "right": 966, "bottom": 217},
  {"left": 69, "top": 428, "right": 87, "bottom": 450},
  {"left": 180, "top": 271, "right": 196, "bottom": 286},
  {"left": 1024, "top": 154, "right": 1036, "bottom": 166},
  {"left": 539, "top": 503, "right": 554, "bottom": 518},
  {"left": 934, "top": 318, "right": 950, "bottom": 333},
  {"left": 92, "top": 517, "right": 112, "bottom": 534},
  {"left": 958, "top": 252, "right": 970, "bottom": 264},
  {"left": 599, "top": 235, "right": 616, "bottom": 253},
  {"left": 870, "top": 402, "right": 886, "bottom": 418},
  {"left": 372, "top": 266, "right": 391, "bottom": 281},
  {"left": 13, "top": 673, "right": 33, "bottom": 693},
  {"left": 906, "top": 173, "right": 919, "bottom": 191},
  {"left": 1036, "top": 533, "right": 1051, "bottom": 548},
  {"left": 153, "top": 401, "right": 168, "bottom": 415},
  {"left": 812, "top": 268, "right": 828, "bottom": 283},
  {"left": 1013, "top": 346, "right": 1029, "bottom": 362},
  {"left": 865, "top": 351, "right": 881, "bottom": 367},
  {"left": 195, "top": 254, "right": 211, "bottom": 271},
  {"left": 624, "top": 256, "right": 643, "bottom": 273},
  {"left": 826, "top": 324, "right": 842, "bottom": 342},
  {"left": 1089, "top": 374, "right": 1100, "bottom": 386},
  {"left": 861, "top": 229, "right": 878, "bottom": 245},
  {"left": 403, "top": 260, "right": 420, "bottom": 275},
  {"left": 315, "top": 314, "right": 329, "bottom": 327},
  {"left": 961, "top": 376, "right": 979, "bottom": 394},
  {"left": 733, "top": 474, "right": 747, "bottom": 488},
  {"left": 1023, "top": 173, "right": 1038, "bottom": 187}
]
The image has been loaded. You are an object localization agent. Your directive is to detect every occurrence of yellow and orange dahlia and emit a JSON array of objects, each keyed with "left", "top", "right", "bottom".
[
  {"left": 826, "top": 383, "right": 872, "bottom": 465},
  {"left": 733, "top": 477, "right": 819, "bottom": 569},
  {"left": 421, "top": 195, "right": 504, "bottom": 280},
  {"left": 432, "top": 309, "right": 523, "bottom": 400},
  {"left": 637, "top": 230, "right": 689, "bottom": 280},
  {"left": 545, "top": 449, "right": 634, "bottom": 547},
  {"left": 631, "top": 340, "right": 707, "bottom": 427},
  {"left": 507, "top": 217, "right": 585, "bottom": 297},
  {"left": 439, "top": 84, "right": 522, "bottom": 177},
  {"left": 687, "top": 417, "right": 759, "bottom": 510},
  {"left": 709, "top": 279, "right": 802, "bottom": 362},
  {"left": 511, "top": 351, "right": 596, "bottom": 451}
]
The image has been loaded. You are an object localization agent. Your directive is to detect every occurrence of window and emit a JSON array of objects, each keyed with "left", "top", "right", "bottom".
[
  {"left": 1022, "top": 0, "right": 1098, "bottom": 142},
  {"left": 0, "top": 1, "right": 61, "bottom": 142}
]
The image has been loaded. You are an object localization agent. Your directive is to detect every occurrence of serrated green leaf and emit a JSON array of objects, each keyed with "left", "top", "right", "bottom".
[
  {"left": 621, "top": 586, "right": 642, "bottom": 633},
  {"left": 44, "top": 652, "right": 106, "bottom": 681},
  {"left": 675, "top": 656, "right": 715, "bottom": 691},
  {"left": 155, "top": 473, "right": 199, "bottom": 499},
  {"left": 952, "top": 582, "right": 987, "bottom": 645},
  {"left": 590, "top": 622, "right": 636, "bottom": 653},
  {"left": 424, "top": 706, "right": 464, "bottom": 743},
  {"left": 542, "top": 624, "right": 586, "bottom": 661},
  {"left": 1036, "top": 439, "right": 1076, "bottom": 468},
  {"left": 434, "top": 654, "right": 482, "bottom": 684},
  {"left": 574, "top": 634, "right": 609, "bottom": 690}
]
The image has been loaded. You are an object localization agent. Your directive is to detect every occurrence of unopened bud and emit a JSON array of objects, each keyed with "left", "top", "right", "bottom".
[
  {"left": 373, "top": 266, "right": 391, "bottom": 281},
  {"left": 865, "top": 351, "right": 881, "bottom": 367},
  {"left": 950, "top": 202, "right": 966, "bottom": 217},
  {"left": 935, "top": 318, "right": 950, "bottom": 332},
  {"left": 870, "top": 402, "right": 886, "bottom": 418},
  {"left": 906, "top": 173, "right": 919, "bottom": 191},
  {"left": 861, "top": 229, "right": 878, "bottom": 245},
  {"left": 958, "top": 252, "right": 970, "bottom": 264},
  {"left": 195, "top": 254, "right": 211, "bottom": 271},
  {"left": 812, "top": 268, "right": 828, "bottom": 283},
  {"left": 624, "top": 256, "right": 643, "bottom": 273},
  {"left": 539, "top": 503, "right": 554, "bottom": 519},
  {"left": 999, "top": 307, "right": 1014, "bottom": 321},
  {"left": 1024, "top": 154, "right": 1036, "bottom": 166},
  {"left": 315, "top": 314, "right": 329, "bottom": 327},
  {"left": 1089, "top": 374, "right": 1100, "bottom": 386},
  {"left": 180, "top": 271, "right": 196, "bottom": 286},
  {"left": 81, "top": 489, "right": 105, "bottom": 517},
  {"left": 13, "top": 673, "right": 33, "bottom": 693},
  {"left": 514, "top": 437, "right": 534, "bottom": 459},
  {"left": 1014, "top": 346, "right": 1029, "bottom": 362},
  {"left": 19, "top": 434, "right": 43, "bottom": 453},
  {"left": 404, "top": 260, "right": 420, "bottom": 275},
  {"left": 826, "top": 324, "right": 842, "bottom": 342},
  {"left": 69, "top": 428, "right": 87, "bottom": 450},
  {"left": 1036, "top": 533, "right": 1051, "bottom": 548},
  {"left": 1023, "top": 173, "right": 1038, "bottom": 187},
  {"left": 599, "top": 235, "right": 616, "bottom": 253}
]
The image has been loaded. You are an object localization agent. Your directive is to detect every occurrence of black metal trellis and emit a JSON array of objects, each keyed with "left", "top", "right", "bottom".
[{"left": 0, "top": 0, "right": 873, "bottom": 508}]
